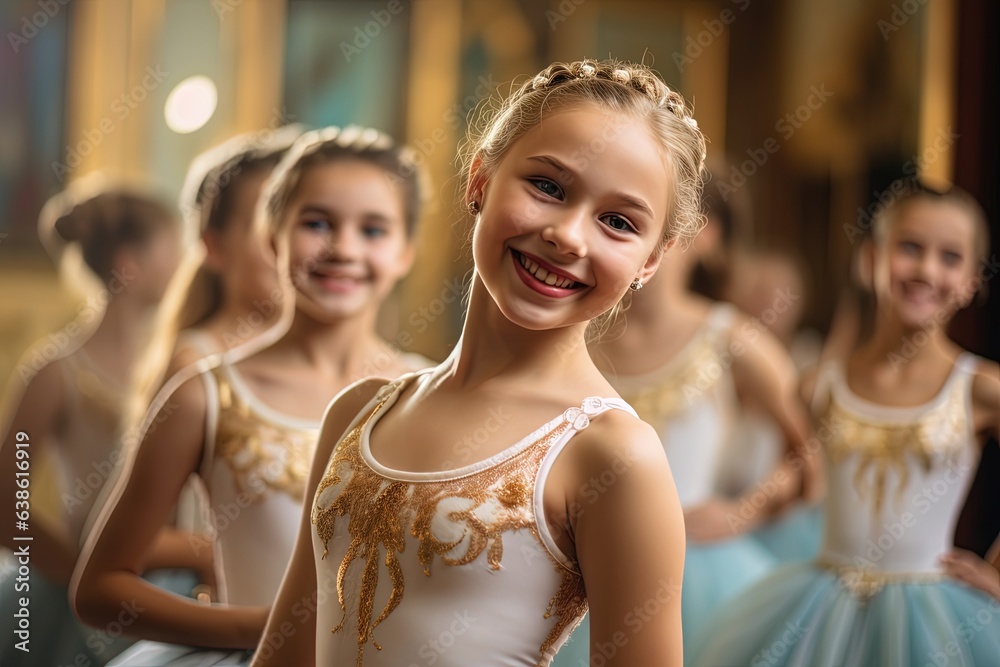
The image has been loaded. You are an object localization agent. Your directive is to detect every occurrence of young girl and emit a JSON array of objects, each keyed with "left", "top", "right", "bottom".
[
  {"left": 71, "top": 127, "right": 431, "bottom": 665},
  {"left": 132, "top": 127, "right": 302, "bottom": 417},
  {"left": 691, "top": 180, "right": 1000, "bottom": 666},
  {"left": 555, "top": 166, "right": 816, "bottom": 663},
  {"left": 0, "top": 184, "right": 182, "bottom": 666},
  {"left": 250, "top": 59, "right": 704, "bottom": 667}
]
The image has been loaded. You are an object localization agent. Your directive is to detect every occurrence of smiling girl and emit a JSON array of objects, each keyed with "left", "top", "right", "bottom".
[
  {"left": 71, "top": 127, "right": 431, "bottom": 666},
  {"left": 251, "top": 59, "right": 706, "bottom": 667},
  {"left": 691, "top": 179, "right": 1000, "bottom": 666}
]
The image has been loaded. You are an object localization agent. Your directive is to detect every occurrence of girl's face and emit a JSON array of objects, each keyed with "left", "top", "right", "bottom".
[
  {"left": 212, "top": 168, "right": 280, "bottom": 306},
  {"left": 470, "top": 105, "right": 671, "bottom": 330},
  {"left": 284, "top": 159, "right": 413, "bottom": 323},
  {"left": 876, "top": 199, "right": 979, "bottom": 327}
]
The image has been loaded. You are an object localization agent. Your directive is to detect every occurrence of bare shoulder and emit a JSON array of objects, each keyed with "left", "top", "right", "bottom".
[
  {"left": 565, "top": 408, "right": 668, "bottom": 479},
  {"left": 969, "top": 356, "right": 1000, "bottom": 435},
  {"left": 313, "top": 377, "right": 395, "bottom": 465}
]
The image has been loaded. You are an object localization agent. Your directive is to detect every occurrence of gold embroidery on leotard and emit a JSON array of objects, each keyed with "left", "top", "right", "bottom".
[
  {"left": 212, "top": 367, "right": 318, "bottom": 502},
  {"left": 311, "top": 386, "right": 590, "bottom": 667},
  {"left": 620, "top": 332, "right": 727, "bottom": 425},
  {"left": 821, "top": 375, "right": 967, "bottom": 522}
]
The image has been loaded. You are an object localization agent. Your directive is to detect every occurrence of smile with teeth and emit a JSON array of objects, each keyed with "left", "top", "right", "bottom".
[{"left": 515, "top": 251, "right": 580, "bottom": 289}]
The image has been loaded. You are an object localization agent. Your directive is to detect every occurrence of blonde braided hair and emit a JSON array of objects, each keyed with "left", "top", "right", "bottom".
[{"left": 464, "top": 58, "right": 708, "bottom": 250}]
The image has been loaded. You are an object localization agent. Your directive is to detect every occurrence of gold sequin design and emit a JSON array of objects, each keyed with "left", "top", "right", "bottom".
[
  {"left": 212, "top": 367, "right": 318, "bottom": 502},
  {"left": 312, "top": 388, "right": 589, "bottom": 667},
  {"left": 620, "top": 332, "right": 727, "bottom": 425},
  {"left": 816, "top": 557, "right": 944, "bottom": 603},
  {"left": 821, "top": 376, "right": 968, "bottom": 522}
]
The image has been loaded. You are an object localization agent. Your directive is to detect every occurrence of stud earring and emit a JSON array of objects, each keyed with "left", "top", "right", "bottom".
[
  {"left": 629, "top": 278, "right": 643, "bottom": 291},
  {"left": 467, "top": 200, "right": 480, "bottom": 215}
]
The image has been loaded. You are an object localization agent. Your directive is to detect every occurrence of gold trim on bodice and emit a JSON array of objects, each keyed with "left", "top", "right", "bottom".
[
  {"left": 312, "top": 387, "right": 590, "bottom": 667},
  {"left": 820, "top": 372, "right": 969, "bottom": 523},
  {"left": 620, "top": 332, "right": 727, "bottom": 425},
  {"left": 816, "top": 557, "right": 944, "bottom": 603},
  {"left": 211, "top": 367, "right": 318, "bottom": 502}
]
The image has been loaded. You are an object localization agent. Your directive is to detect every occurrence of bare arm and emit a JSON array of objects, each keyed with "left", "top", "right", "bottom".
[
  {"left": 71, "top": 371, "right": 266, "bottom": 648},
  {"left": 0, "top": 360, "right": 77, "bottom": 584},
  {"left": 569, "top": 414, "right": 686, "bottom": 667},
  {"left": 250, "top": 378, "right": 387, "bottom": 667},
  {"left": 730, "top": 321, "right": 820, "bottom": 512}
]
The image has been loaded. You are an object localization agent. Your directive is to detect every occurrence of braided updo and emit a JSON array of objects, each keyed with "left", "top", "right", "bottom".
[
  {"left": 464, "top": 59, "right": 708, "bottom": 250},
  {"left": 263, "top": 125, "right": 426, "bottom": 238}
]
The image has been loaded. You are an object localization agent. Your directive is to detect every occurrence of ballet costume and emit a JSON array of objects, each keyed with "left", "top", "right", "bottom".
[
  {"left": 555, "top": 305, "right": 778, "bottom": 666},
  {"left": 718, "top": 412, "right": 824, "bottom": 565},
  {"left": 107, "top": 359, "right": 321, "bottom": 666},
  {"left": 309, "top": 368, "right": 639, "bottom": 666},
  {"left": 690, "top": 353, "right": 1000, "bottom": 667}
]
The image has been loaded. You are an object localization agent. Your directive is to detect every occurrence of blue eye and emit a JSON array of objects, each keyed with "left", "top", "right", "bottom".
[
  {"left": 303, "top": 219, "right": 330, "bottom": 232},
  {"left": 601, "top": 214, "right": 635, "bottom": 233},
  {"left": 362, "top": 226, "right": 387, "bottom": 239},
  {"left": 941, "top": 251, "right": 962, "bottom": 267},
  {"left": 898, "top": 241, "right": 920, "bottom": 255},
  {"left": 529, "top": 178, "right": 563, "bottom": 199}
]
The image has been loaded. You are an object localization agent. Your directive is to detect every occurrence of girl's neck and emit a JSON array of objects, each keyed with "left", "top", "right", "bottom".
[
  {"left": 855, "top": 309, "right": 955, "bottom": 371},
  {"left": 82, "top": 295, "right": 155, "bottom": 381},
  {"left": 205, "top": 296, "right": 283, "bottom": 351},
  {"left": 448, "top": 277, "right": 597, "bottom": 391},
  {"left": 268, "top": 306, "right": 385, "bottom": 380}
]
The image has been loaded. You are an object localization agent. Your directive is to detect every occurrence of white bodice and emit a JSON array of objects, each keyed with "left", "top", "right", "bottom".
[
  {"left": 608, "top": 305, "right": 739, "bottom": 507},
  {"left": 198, "top": 363, "right": 320, "bottom": 606},
  {"left": 310, "top": 372, "right": 637, "bottom": 667},
  {"left": 815, "top": 354, "right": 980, "bottom": 574}
]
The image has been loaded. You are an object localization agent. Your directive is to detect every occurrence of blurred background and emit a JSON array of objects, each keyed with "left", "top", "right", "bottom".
[
  {"left": 0, "top": 0, "right": 997, "bottom": 540},
  {"left": 1, "top": 0, "right": 997, "bottom": 364}
]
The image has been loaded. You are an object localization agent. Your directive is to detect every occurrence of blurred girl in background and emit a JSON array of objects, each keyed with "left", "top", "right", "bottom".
[
  {"left": 692, "top": 180, "right": 1000, "bottom": 667},
  {"left": 0, "top": 184, "right": 186, "bottom": 666},
  {"left": 72, "top": 127, "right": 431, "bottom": 666}
]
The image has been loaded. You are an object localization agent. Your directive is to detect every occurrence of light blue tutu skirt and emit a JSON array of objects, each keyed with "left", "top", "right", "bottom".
[
  {"left": 107, "top": 641, "right": 252, "bottom": 666},
  {"left": 689, "top": 562, "right": 1000, "bottom": 667},
  {"left": 552, "top": 535, "right": 777, "bottom": 667},
  {"left": 751, "top": 504, "right": 824, "bottom": 565}
]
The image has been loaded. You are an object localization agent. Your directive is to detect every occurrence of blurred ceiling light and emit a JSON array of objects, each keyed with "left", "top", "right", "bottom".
[{"left": 165, "top": 76, "right": 218, "bottom": 134}]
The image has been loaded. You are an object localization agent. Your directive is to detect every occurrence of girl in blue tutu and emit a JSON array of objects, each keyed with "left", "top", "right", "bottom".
[
  {"left": 553, "top": 164, "right": 819, "bottom": 666},
  {"left": 691, "top": 179, "right": 1000, "bottom": 667},
  {"left": 72, "top": 127, "right": 432, "bottom": 666}
]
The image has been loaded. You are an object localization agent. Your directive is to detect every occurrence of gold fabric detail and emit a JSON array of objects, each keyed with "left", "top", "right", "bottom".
[
  {"left": 312, "top": 387, "right": 588, "bottom": 667},
  {"left": 816, "top": 558, "right": 944, "bottom": 603},
  {"left": 619, "top": 332, "right": 726, "bottom": 425},
  {"left": 821, "top": 376, "right": 968, "bottom": 522},
  {"left": 211, "top": 367, "right": 318, "bottom": 502}
]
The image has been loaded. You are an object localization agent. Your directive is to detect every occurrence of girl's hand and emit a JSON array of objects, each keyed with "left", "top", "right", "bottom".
[
  {"left": 940, "top": 549, "right": 1000, "bottom": 600},
  {"left": 684, "top": 497, "right": 748, "bottom": 543}
]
